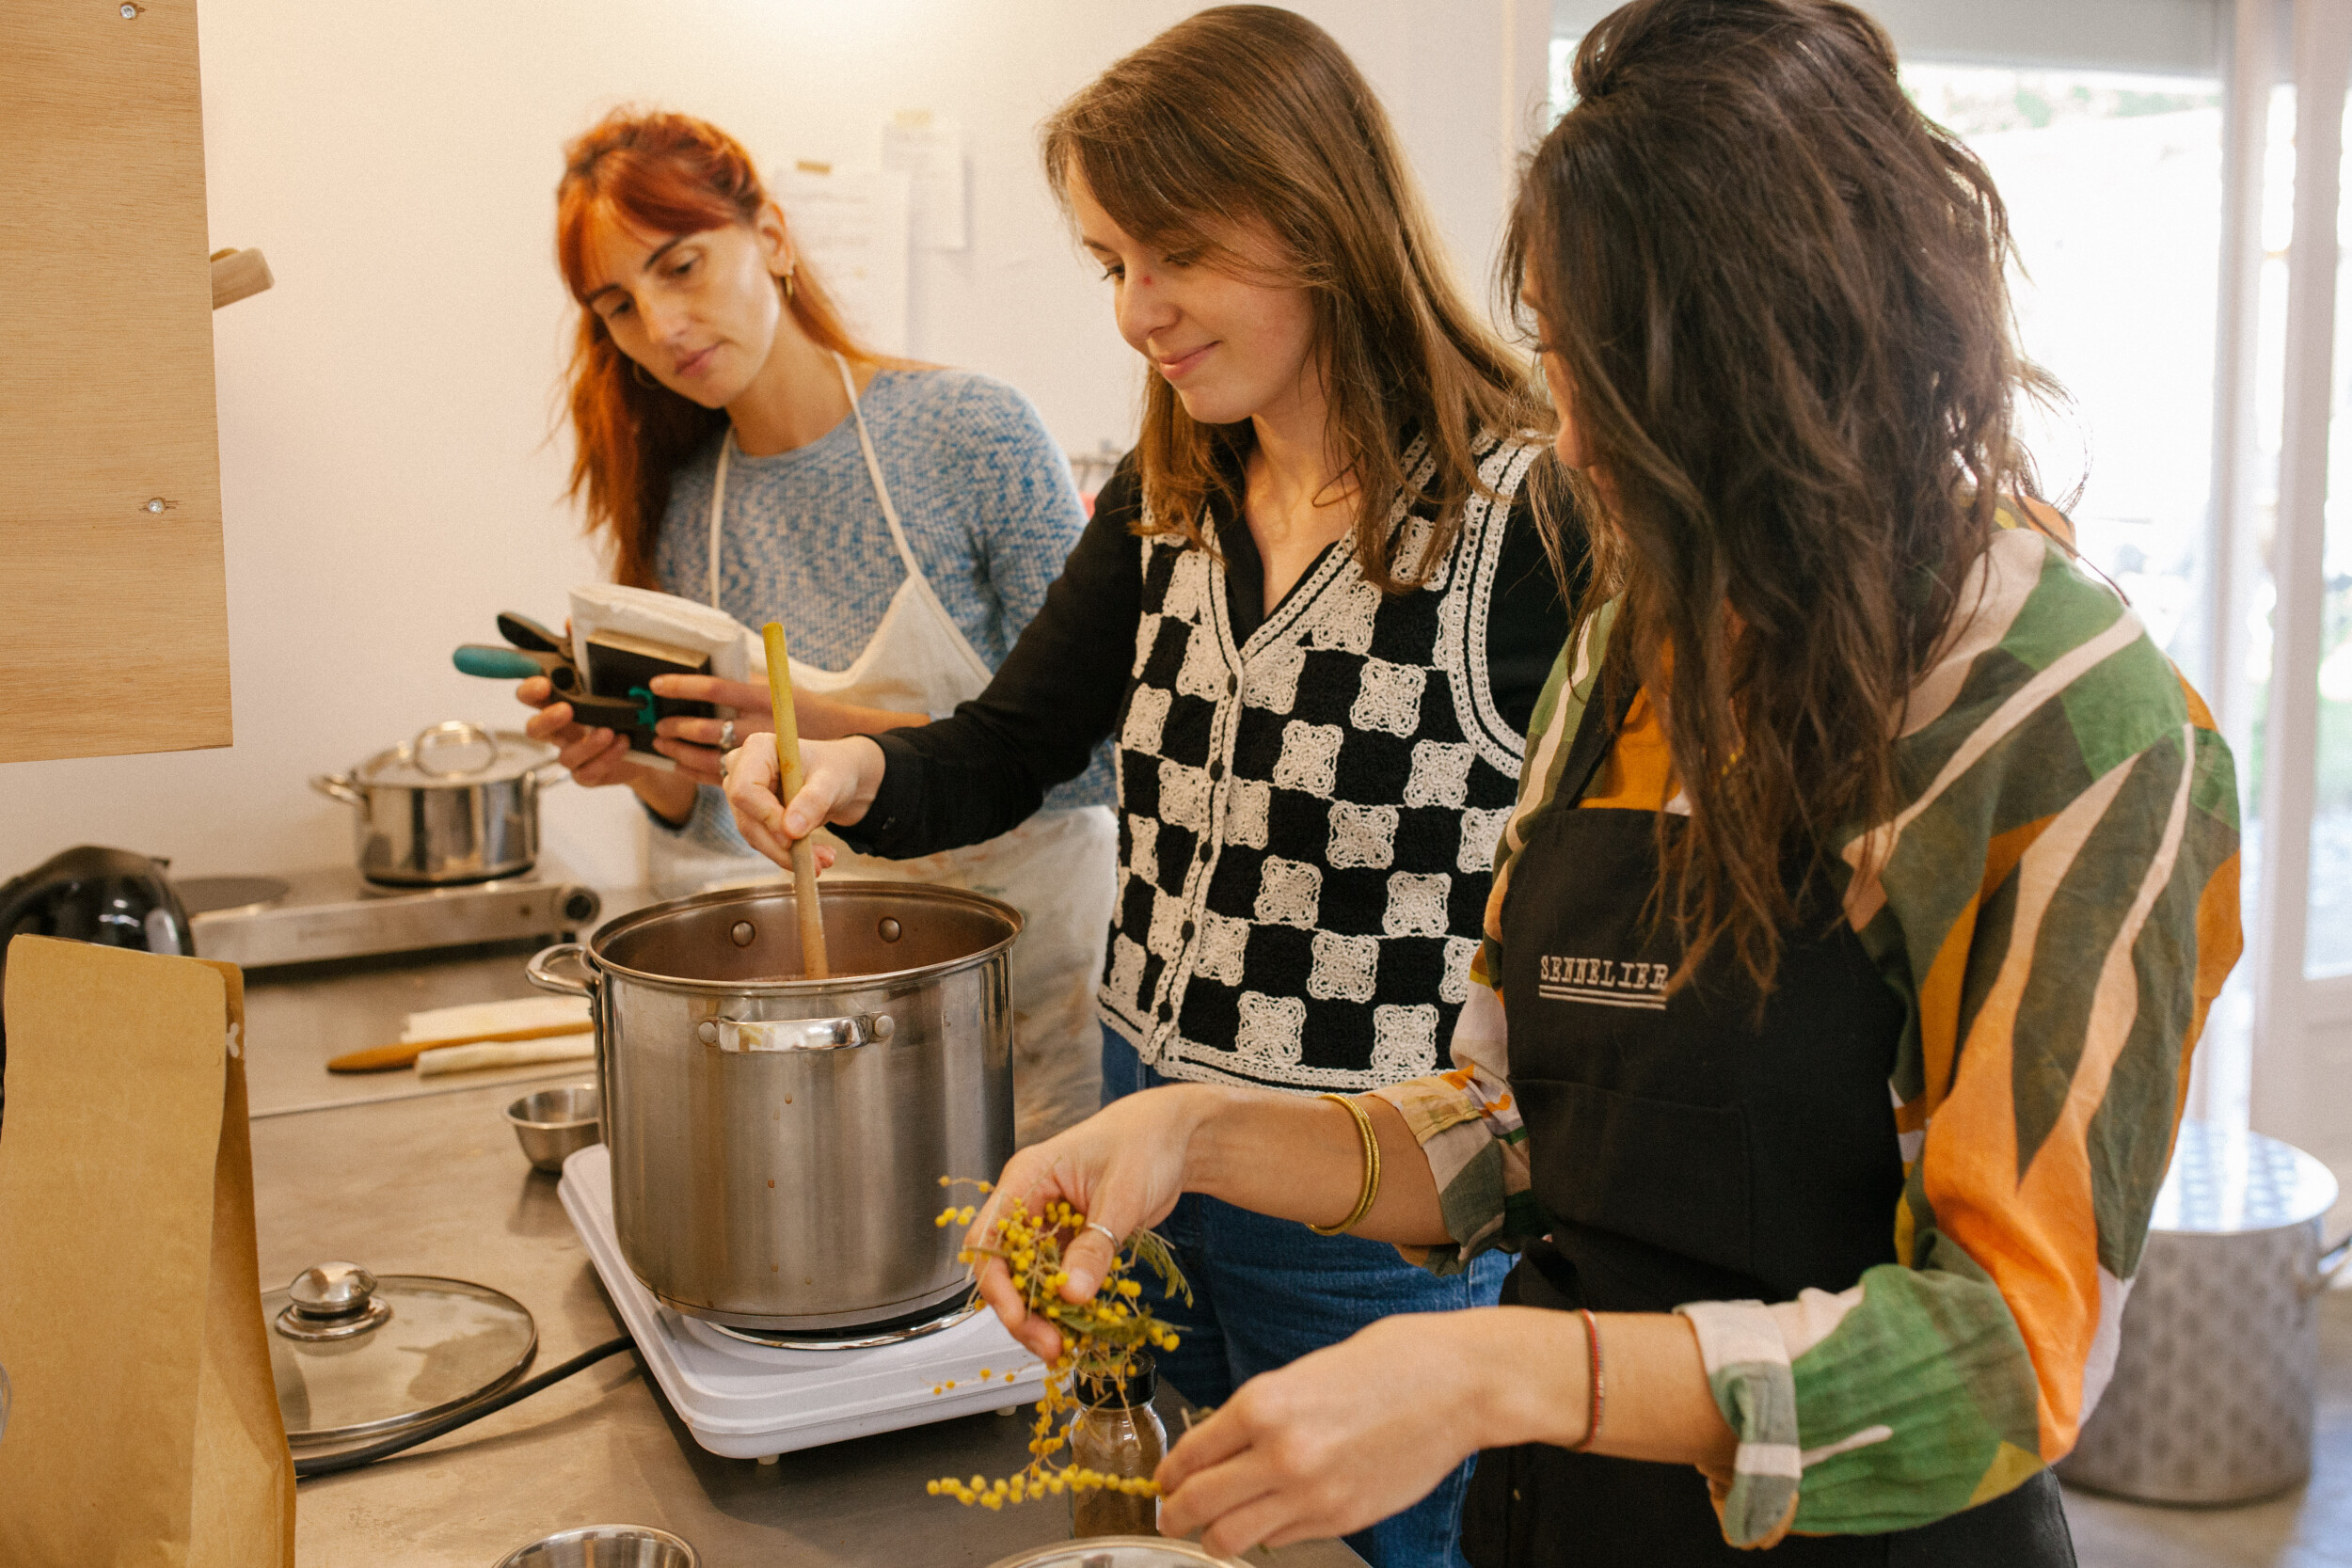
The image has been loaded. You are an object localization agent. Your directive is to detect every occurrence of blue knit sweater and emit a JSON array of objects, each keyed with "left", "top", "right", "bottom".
[{"left": 646, "top": 367, "right": 1113, "bottom": 858}]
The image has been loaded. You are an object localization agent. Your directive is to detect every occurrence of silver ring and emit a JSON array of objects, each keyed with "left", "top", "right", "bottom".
[
  {"left": 718, "top": 719, "right": 738, "bottom": 751},
  {"left": 1083, "top": 1220, "right": 1118, "bottom": 1247}
]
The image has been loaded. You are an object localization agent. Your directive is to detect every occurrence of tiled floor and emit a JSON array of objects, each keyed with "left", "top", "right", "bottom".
[{"left": 2065, "top": 1289, "right": 2352, "bottom": 1567}]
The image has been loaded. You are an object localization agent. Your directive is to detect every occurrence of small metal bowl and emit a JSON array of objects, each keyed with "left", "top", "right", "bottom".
[
  {"left": 493, "top": 1524, "right": 696, "bottom": 1568},
  {"left": 503, "top": 1084, "right": 602, "bottom": 1174},
  {"left": 982, "top": 1540, "right": 1248, "bottom": 1568}
]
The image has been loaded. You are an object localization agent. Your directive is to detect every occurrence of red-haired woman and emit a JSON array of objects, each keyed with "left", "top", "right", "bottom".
[{"left": 523, "top": 109, "right": 1116, "bottom": 1145}]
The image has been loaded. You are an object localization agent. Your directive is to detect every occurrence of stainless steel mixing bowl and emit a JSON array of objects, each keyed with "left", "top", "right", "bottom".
[
  {"left": 982, "top": 1540, "right": 1248, "bottom": 1568},
  {"left": 492, "top": 1524, "right": 698, "bottom": 1568},
  {"left": 503, "top": 1083, "right": 602, "bottom": 1174}
]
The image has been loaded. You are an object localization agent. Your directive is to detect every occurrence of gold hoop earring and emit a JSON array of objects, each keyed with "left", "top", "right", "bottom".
[
  {"left": 630, "top": 360, "right": 659, "bottom": 390},
  {"left": 784, "top": 269, "right": 797, "bottom": 303}
]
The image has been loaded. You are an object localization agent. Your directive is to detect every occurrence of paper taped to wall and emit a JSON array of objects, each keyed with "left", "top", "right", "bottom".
[
  {"left": 882, "top": 110, "right": 968, "bottom": 251},
  {"left": 773, "top": 160, "right": 911, "bottom": 355}
]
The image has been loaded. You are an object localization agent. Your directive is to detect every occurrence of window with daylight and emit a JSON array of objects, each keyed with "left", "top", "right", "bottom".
[
  {"left": 1903, "top": 65, "right": 2225, "bottom": 663},
  {"left": 1547, "top": 0, "right": 2352, "bottom": 1147}
]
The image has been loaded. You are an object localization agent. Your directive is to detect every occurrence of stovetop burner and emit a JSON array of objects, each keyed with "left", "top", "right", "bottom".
[
  {"left": 704, "top": 1297, "right": 982, "bottom": 1352},
  {"left": 189, "top": 864, "right": 601, "bottom": 969},
  {"left": 355, "top": 872, "right": 529, "bottom": 898},
  {"left": 176, "top": 875, "right": 292, "bottom": 917},
  {"left": 559, "top": 1144, "right": 1043, "bottom": 1464}
]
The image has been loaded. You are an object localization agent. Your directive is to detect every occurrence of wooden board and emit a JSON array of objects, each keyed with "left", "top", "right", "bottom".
[{"left": 0, "top": 0, "right": 230, "bottom": 762}]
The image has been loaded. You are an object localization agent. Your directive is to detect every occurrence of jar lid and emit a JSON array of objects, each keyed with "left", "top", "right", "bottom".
[
  {"left": 353, "top": 721, "right": 558, "bottom": 788},
  {"left": 263, "top": 1261, "right": 537, "bottom": 1445},
  {"left": 1075, "top": 1352, "right": 1156, "bottom": 1411},
  {"left": 2148, "top": 1120, "right": 2340, "bottom": 1235}
]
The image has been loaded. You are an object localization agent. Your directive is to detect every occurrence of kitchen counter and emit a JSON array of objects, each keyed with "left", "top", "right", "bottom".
[
  {"left": 243, "top": 941, "right": 595, "bottom": 1115},
  {"left": 245, "top": 933, "right": 1364, "bottom": 1567}
]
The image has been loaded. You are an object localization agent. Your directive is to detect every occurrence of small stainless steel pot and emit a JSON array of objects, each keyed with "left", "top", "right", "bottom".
[
  {"left": 526, "top": 880, "right": 1018, "bottom": 1332},
  {"left": 312, "top": 721, "right": 563, "bottom": 886},
  {"left": 2057, "top": 1119, "right": 2352, "bottom": 1504}
]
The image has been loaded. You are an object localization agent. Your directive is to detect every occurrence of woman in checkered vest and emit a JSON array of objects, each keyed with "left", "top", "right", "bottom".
[{"left": 724, "top": 11, "right": 1576, "bottom": 1563}]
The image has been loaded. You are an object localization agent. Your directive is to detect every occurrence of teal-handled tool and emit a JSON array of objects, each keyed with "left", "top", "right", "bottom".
[
  {"left": 453, "top": 644, "right": 562, "bottom": 681},
  {"left": 453, "top": 632, "right": 638, "bottom": 731},
  {"left": 451, "top": 608, "right": 707, "bottom": 761}
]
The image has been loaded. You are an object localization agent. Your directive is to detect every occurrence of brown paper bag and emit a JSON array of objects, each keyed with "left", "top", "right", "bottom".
[{"left": 0, "top": 935, "right": 294, "bottom": 1567}]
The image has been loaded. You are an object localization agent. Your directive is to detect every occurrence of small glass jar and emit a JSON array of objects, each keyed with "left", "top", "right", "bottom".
[{"left": 1069, "top": 1354, "right": 1167, "bottom": 1538}]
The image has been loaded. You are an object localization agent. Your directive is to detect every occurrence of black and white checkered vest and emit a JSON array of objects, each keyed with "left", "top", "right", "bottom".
[{"left": 1100, "top": 432, "right": 1544, "bottom": 1090}]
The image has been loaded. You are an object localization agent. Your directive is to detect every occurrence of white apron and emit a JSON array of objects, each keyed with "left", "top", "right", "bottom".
[{"left": 705, "top": 354, "right": 1117, "bottom": 1147}]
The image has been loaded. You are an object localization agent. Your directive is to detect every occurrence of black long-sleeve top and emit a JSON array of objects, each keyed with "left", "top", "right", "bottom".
[{"left": 841, "top": 452, "right": 1580, "bottom": 858}]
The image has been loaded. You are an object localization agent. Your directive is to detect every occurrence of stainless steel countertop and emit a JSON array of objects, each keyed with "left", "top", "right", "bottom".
[
  {"left": 247, "top": 934, "right": 1364, "bottom": 1567},
  {"left": 239, "top": 879, "right": 670, "bottom": 1117},
  {"left": 243, "top": 942, "right": 595, "bottom": 1116}
]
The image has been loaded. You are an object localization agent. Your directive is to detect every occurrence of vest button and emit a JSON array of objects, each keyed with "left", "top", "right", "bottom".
[
  {"left": 1208, "top": 759, "right": 1225, "bottom": 781},
  {"left": 1181, "top": 920, "right": 1196, "bottom": 942},
  {"left": 1226, "top": 675, "right": 1238, "bottom": 696},
  {"left": 1198, "top": 842, "right": 1212, "bottom": 863}
]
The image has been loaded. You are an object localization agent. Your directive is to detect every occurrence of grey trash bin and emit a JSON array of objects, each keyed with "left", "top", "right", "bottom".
[{"left": 2058, "top": 1119, "right": 2350, "bottom": 1504}]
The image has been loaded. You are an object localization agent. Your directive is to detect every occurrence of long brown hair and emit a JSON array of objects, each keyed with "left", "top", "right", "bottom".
[
  {"left": 1042, "top": 6, "right": 1540, "bottom": 592},
  {"left": 1504, "top": 0, "right": 2058, "bottom": 994},
  {"left": 555, "top": 110, "right": 880, "bottom": 589}
]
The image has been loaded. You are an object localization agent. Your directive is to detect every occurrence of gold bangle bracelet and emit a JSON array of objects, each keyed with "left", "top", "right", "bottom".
[{"left": 1308, "top": 1092, "right": 1382, "bottom": 1236}]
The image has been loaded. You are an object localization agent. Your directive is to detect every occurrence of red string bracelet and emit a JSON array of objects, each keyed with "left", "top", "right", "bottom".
[{"left": 1569, "top": 1307, "right": 1605, "bottom": 1452}]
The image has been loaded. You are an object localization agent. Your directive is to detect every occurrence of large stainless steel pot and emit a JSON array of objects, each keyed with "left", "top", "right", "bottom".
[
  {"left": 2057, "top": 1119, "right": 2352, "bottom": 1504},
  {"left": 526, "top": 880, "right": 1018, "bottom": 1332},
  {"left": 312, "top": 721, "right": 563, "bottom": 886}
]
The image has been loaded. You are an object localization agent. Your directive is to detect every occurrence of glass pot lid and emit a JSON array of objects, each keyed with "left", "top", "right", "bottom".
[
  {"left": 353, "top": 721, "right": 558, "bottom": 789},
  {"left": 264, "top": 1261, "right": 537, "bottom": 1446}
]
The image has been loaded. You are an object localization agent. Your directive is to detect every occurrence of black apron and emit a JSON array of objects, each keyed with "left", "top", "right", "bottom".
[{"left": 1459, "top": 685, "right": 2074, "bottom": 1567}]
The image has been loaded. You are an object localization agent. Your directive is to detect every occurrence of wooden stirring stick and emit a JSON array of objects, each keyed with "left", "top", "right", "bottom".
[{"left": 762, "top": 623, "right": 831, "bottom": 978}]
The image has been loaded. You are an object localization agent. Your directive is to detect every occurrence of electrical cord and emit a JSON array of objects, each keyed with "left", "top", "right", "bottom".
[{"left": 293, "top": 1334, "right": 634, "bottom": 1479}]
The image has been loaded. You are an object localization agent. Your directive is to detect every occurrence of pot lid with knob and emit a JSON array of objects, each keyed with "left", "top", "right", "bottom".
[
  {"left": 347, "top": 721, "right": 561, "bottom": 790},
  {"left": 262, "top": 1259, "right": 537, "bottom": 1446}
]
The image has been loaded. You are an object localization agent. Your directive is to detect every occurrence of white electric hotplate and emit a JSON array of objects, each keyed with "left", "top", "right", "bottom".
[{"left": 559, "top": 1143, "right": 1044, "bottom": 1460}]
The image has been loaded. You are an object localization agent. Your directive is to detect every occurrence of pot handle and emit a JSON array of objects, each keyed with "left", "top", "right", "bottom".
[
  {"left": 525, "top": 942, "right": 598, "bottom": 999},
  {"left": 2312, "top": 1230, "right": 2352, "bottom": 1297},
  {"left": 310, "top": 772, "right": 366, "bottom": 809},
  {"left": 707, "top": 1013, "right": 895, "bottom": 1053}
]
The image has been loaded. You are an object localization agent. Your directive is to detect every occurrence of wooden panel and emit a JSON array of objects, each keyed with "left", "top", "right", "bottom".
[{"left": 0, "top": 0, "right": 230, "bottom": 762}]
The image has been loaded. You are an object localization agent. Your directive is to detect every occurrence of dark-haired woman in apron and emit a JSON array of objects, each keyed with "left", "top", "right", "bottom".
[{"left": 953, "top": 1, "right": 2241, "bottom": 1562}]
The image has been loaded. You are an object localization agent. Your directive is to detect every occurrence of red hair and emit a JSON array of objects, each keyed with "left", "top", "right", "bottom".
[{"left": 555, "top": 109, "right": 878, "bottom": 590}]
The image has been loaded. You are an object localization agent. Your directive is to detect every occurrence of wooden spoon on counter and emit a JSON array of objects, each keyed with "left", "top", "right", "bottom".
[
  {"left": 763, "top": 622, "right": 830, "bottom": 978},
  {"left": 326, "top": 1022, "right": 591, "bottom": 1073}
]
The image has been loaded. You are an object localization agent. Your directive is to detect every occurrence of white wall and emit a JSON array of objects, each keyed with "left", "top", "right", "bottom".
[{"left": 0, "top": 1, "right": 1543, "bottom": 890}]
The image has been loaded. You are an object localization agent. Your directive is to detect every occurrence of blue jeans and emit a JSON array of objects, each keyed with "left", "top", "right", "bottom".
[{"left": 1102, "top": 1025, "right": 1509, "bottom": 1568}]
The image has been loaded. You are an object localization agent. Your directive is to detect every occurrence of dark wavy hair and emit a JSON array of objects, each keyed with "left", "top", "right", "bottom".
[
  {"left": 1504, "top": 0, "right": 2060, "bottom": 994},
  {"left": 1042, "top": 6, "right": 1541, "bottom": 592}
]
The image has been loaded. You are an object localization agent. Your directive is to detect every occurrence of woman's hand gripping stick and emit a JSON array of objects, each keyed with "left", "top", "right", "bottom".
[{"left": 762, "top": 623, "right": 831, "bottom": 979}]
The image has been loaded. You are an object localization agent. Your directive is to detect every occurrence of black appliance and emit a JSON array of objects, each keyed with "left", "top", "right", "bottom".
[{"left": 0, "top": 846, "right": 196, "bottom": 1130}]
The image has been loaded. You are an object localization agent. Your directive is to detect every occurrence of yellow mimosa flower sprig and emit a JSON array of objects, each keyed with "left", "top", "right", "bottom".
[{"left": 925, "top": 1176, "right": 1189, "bottom": 1512}]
